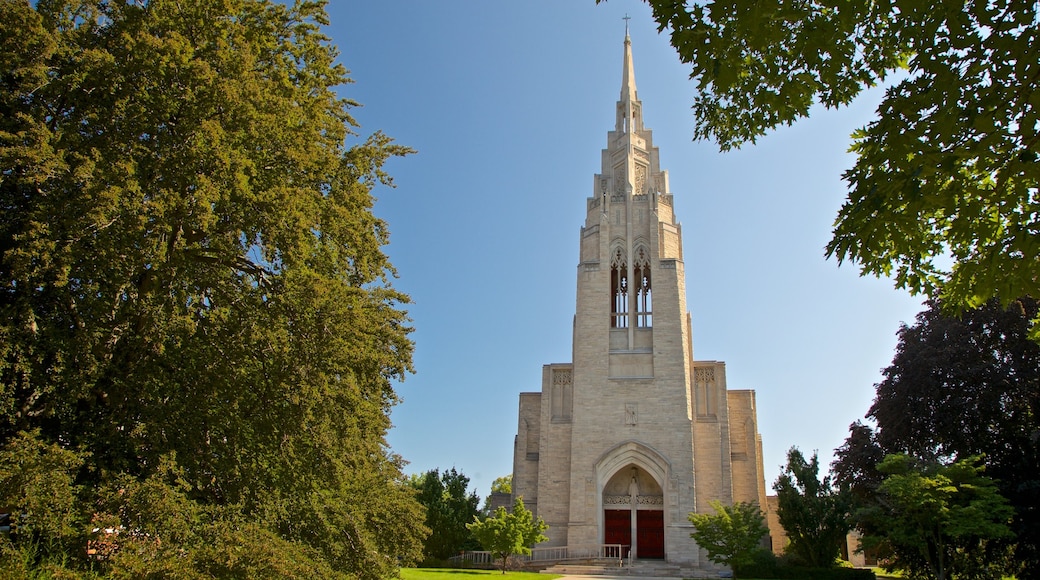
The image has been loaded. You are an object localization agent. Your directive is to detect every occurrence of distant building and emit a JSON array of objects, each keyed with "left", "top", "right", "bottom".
[
  {"left": 487, "top": 491, "right": 512, "bottom": 514},
  {"left": 511, "top": 31, "right": 779, "bottom": 573}
]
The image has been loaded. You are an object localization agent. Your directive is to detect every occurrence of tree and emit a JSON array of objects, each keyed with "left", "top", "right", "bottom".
[
  {"left": 0, "top": 1, "right": 424, "bottom": 578},
  {"left": 857, "top": 455, "right": 1015, "bottom": 580},
  {"left": 467, "top": 497, "right": 548, "bottom": 574},
  {"left": 408, "top": 468, "right": 481, "bottom": 561},
  {"left": 773, "top": 447, "right": 852, "bottom": 568},
  {"left": 688, "top": 500, "right": 769, "bottom": 575},
  {"left": 833, "top": 297, "right": 1040, "bottom": 576},
  {"left": 491, "top": 474, "right": 513, "bottom": 495},
  {"left": 612, "top": 0, "right": 1040, "bottom": 331},
  {"left": 867, "top": 298, "right": 1039, "bottom": 469},
  {"left": 0, "top": 430, "right": 83, "bottom": 560}
]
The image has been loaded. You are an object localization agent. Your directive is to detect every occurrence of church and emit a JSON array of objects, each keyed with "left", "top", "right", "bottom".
[{"left": 510, "top": 30, "right": 773, "bottom": 571}]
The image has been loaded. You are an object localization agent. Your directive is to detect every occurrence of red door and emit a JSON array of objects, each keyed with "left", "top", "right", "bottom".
[
  {"left": 636, "top": 510, "right": 664, "bottom": 559},
  {"left": 604, "top": 510, "right": 631, "bottom": 558}
]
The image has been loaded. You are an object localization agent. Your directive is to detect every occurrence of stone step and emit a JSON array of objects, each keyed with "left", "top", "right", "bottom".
[
  {"left": 540, "top": 564, "right": 625, "bottom": 575},
  {"left": 540, "top": 561, "right": 725, "bottom": 578}
]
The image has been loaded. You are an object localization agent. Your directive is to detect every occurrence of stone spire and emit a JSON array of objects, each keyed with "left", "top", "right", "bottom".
[
  {"left": 615, "top": 29, "right": 642, "bottom": 135},
  {"left": 510, "top": 21, "right": 775, "bottom": 568},
  {"left": 620, "top": 25, "right": 637, "bottom": 105}
]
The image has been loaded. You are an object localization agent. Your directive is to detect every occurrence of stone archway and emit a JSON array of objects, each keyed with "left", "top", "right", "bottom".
[{"left": 595, "top": 441, "right": 670, "bottom": 560}]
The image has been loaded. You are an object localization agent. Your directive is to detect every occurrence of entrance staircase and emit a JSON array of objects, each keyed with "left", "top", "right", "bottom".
[
  {"left": 449, "top": 545, "right": 726, "bottom": 579},
  {"left": 541, "top": 560, "right": 725, "bottom": 578}
]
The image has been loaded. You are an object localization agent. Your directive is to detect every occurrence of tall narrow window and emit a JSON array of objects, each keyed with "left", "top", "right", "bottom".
[
  {"left": 610, "top": 246, "right": 628, "bottom": 328},
  {"left": 634, "top": 246, "right": 652, "bottom": 327}
]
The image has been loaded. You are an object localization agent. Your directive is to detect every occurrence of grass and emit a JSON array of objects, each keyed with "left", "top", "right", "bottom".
[
  {"left": 399, "top": 568, "right": 561, "bottom": 580},
  {"left": 399, "top": 568, "right": 853, "bottom": 580},
  {"left": 397, "top": 565, "right": 1009, "bottom": 580}
]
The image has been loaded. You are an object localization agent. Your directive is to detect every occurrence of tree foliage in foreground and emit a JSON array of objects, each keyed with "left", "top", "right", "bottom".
[
  {"left": 0, "top": 0, "right": 424, "bottom": 577},
  {"left": 774, "top": 447, "right": 852, "bottom": 568},
  {"left": 688, "top": 500, "right": 769, "bottom": 575},
  {"left": 614, "top": 0, "right": 1040, "bottom": 330},
  {"left": 467, "top": 497, "right": 548, "bottom": 574},
  {"left": 833, "top": 297, "right": 1040, "bottom": 577},
  {"left": 409, "top": 468, "right": 481, "bottom": 562},
  {"left": 857, "top": 455, "right": 1014, "bottom": 580}
]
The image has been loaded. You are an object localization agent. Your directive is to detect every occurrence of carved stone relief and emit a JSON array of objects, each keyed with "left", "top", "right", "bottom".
[
  {"left": 694, "top": 367, "right": 715, "bottom": 383},
  {"left": 552, "top": 369, "right": 573, "bottom": 421},
  {"left": 603, "top": 495, "right": 664, "bottom": 506},
  {"left": 695, "top": 366, "right": 717, "bottom": 417},
  {"left": 611, "top": 245, "right": 626, "bottom": 268},
  {"left": 553, "top": 369, "right": 572, "bottom": 386},
  {"left": 624, "top": 403, "right": 637, "bottom": 426},
  {"left": 634, "top": 164, "right": 647, "bottom": 194},
  {"left": 634, "top": 244, "right": 650, "bottom": 268}
]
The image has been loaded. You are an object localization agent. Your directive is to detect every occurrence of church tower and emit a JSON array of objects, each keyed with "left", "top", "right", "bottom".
[{"left": 511, "top": 30, "right": 770, "bottom": 570}]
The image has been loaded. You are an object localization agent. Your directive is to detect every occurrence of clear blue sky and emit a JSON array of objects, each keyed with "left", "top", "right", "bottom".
[{"left": 330, "top": 1, "right": 924, "bottom": 499}]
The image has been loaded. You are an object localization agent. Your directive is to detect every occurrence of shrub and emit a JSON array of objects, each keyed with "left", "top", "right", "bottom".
[{"left": 735, "top": 553, "right": 876, "bottom": 580}]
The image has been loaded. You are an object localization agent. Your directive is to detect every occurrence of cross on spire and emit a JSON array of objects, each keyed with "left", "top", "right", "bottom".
[{"left": 623, "top": 13, "right": 631, "bottom": 36}]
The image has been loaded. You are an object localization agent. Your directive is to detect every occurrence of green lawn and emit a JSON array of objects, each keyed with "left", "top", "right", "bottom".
[
  {"left": 399, "top": 569, "right": 561, "bottom": 580},
  {"left": 396, "top": 565, "right": 965, "bottom": 580}
]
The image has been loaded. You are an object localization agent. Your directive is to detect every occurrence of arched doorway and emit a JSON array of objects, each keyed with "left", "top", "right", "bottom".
[{"left": 602, "top": 465, "right": 664, "bottom": 559}]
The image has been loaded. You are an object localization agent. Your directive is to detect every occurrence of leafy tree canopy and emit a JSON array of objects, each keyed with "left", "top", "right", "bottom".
[
  {"left": 688, "top": 500, "right": 769, "bottom": 575},
  {"left": 408, "top": 467, "right": 481, "bottom": 561},
  {"left": 773, "top": 447, "right": 852, "bottom": 568},
  {"left": 0, "top": 0, "right": 423, "bottom": 577},
  {"left": 867, "top": 298, "right": 1039, "bottom": 466},
  {"left": 611, "top": 0, "right": 1040, "bottom": 330},
  {"left": 467, "top": 497, "right": 548, "bottom": 574},
  {"left": 491, "top": 474, "right": 513, "bottom": 495},
  {"left": 857, "top": 455, "right": 1015, "bottom": 580},
  {"left": 833, "top": 297, "right": 1040, "bottom": 576}
]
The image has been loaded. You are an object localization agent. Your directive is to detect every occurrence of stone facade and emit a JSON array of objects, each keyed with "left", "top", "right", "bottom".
[{"left": 511, "top": 32, "right": 775, "bottom": 568}]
